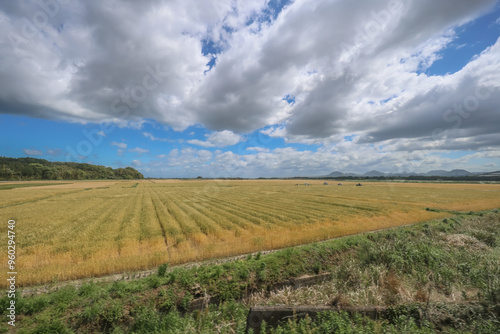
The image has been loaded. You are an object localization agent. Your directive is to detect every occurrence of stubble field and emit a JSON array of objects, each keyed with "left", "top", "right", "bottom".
[{"left": 1, "top": 179, "right": 500, "bottom": 287}]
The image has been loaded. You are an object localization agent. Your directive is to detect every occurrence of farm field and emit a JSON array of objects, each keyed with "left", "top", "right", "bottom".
[{"left": 1, "top": 179, "right": 500, "bottom": 287}]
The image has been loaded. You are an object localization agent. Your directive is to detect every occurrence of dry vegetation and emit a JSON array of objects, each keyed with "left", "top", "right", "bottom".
[
  {"left": 1, "top": 179, "right": 499, "bottom": 287},
  {"left": 1, "top": 210, "right": 498, "bottom": 333}
]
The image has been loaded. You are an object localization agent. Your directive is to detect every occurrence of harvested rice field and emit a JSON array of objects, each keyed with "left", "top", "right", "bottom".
[{"left": 1, "top": 179, "right": 499, "bottom": 287}]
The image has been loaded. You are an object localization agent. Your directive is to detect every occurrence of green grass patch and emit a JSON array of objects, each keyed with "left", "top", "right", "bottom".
[{"left": 0, "top": 182, "right": 70, "bottom": 190}]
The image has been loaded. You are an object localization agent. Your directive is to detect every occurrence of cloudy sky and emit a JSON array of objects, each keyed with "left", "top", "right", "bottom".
[{"left": 1, "top": 0, "right": 500, "bottom": 178}]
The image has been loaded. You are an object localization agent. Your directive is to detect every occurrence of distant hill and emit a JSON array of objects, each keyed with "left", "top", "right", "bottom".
[
  {"left": 0, "top": 156, "right": 144, "bottom": 181},
  {"left": 478, "top": 171, "right": 500, "bottom": 177},
  {"left": 322, "top": 169, "right": 492, "bottom": 178},
  {"left": 363, "top": 170, "right": 385, "bottom": 177},
  {"left": 326, "top": 171, "right": 358, "bottom": 177},
  {"left": 424, "top": 169, "right": 472, "bottom": 177}
]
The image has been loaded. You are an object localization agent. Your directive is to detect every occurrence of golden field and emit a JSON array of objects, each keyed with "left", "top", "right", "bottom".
[{"left": 1, "top": 179, "right": 500, "bottom": 287}]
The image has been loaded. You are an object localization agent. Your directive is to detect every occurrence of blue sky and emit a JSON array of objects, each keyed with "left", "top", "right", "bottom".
[{"left": 1, "top": 0, "right": 500, "bottom": 177}]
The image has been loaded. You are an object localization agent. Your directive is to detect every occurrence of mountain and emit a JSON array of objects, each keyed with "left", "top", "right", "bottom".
[
  {"left": 424, "top": 170, "right": 449, "bottom": 176},
  {"left": 326, "top": 171, "right": 346, "bottom": 177},
  {"left": 363, "top": 170, "right": 385, "bottom": 177},
  {"left": 327, "top": 171, "right": 359, "bottom": 177},
  {"left": 389, "top": 171, "right": 419, "bottom": 177},
  {"left": 478, "top": 171, "right": 500, "bottom": 177},
  {"left": 424, "top": 169, "right": 472, "bottom": 177},
  {"left": 448, "top": 169, "right": 473, "bottom": 177},
  {"left": 322, "top": 169, "right": 489, "bottom": 178}
]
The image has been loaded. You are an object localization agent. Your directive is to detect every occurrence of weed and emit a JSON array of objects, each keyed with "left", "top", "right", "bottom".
[
  {"left": 31, "top": 319, "right": 73, "bottom": 334},
  {"left": 109, "top": 281, "right": 127, "bottom": 298},
  {"left": 179, "top": 292, "right": 193, "bottom": 311},
  {"left": 157, "top": 263, "right": 169, "bottom": 277},
  {"left": 146, "top": 275, "right": 162, "bottom": 289},
  {"left": 312, "top": 262, "right": 322, "bottom": 275},
  {"left": 158, "top": 287, "right": 178, "bottom": 312}
]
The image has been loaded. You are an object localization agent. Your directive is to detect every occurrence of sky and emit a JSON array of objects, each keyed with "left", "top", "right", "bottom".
[{"left": 1, "top": 0, "right": 500, "bottom": 178}]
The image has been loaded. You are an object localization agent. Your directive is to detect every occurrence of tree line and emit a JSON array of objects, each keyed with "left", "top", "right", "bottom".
[{"left": 0, "top": 157, "right": 144, "bottom": 181}]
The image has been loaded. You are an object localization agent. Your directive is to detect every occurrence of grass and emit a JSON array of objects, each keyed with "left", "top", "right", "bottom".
[
  {"left": 0, "top": 182, "right": 71, "bottom": 190},
  {"left": 0, "top": 210, "right": 498, "bottom": 333},
  {"left": 1, "top": 180, "right": 500, "bottom": 286}
]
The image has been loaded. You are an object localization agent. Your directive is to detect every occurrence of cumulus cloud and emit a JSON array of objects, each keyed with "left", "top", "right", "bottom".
[
  {"left": 47, "top": 148, "right": 63, "bottom": 157},
  {"left": 188, "top": 130, "right": 244, "bottom": 147},
  {"left": 129, "top": 147, "right": 149, "bottom": 155},
  {"left": 247, "top": 147, "right": 270, "bottom": 152},
  {"left": 143, "top": 132, "right": 168, "bottom": 142},
  {"left": 111, "top": 141, "right": 127, "bottom": 156},
  {"left": 1, "top": 0, "right": 500, "bottom": 162},
  {"left": 141, "top": 140, "right": 500, "bottom": 178},
  {"left": 111, "top": 141, "right": 127, "bottom": 149},
  {"left": 260, "top": 126, "right": 287, "bottom": 138},
  {"left": 23, "top": 148, "right": 43, "bottom": 156},
  {"left": 131, "top": 159, "right": 142, "bottom": 167}
]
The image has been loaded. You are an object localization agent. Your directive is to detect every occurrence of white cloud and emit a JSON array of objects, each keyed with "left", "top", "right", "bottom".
[
  {"left": 187, "top": 139, "right": 211, "bottom": 147},
  {"left": 2, "top": 0, "right": 500, "bottom": 173},
  {"left": 247, "top": 147, "right": 270, "bottom": 152},
  {"left": 23, "top": 148, "right": 43, "bottom": 156},
  {"left": 140, "top": 140, "right": 500, "bottom": 178},
  {"left": 47, "top": 148, "right": 63, "bottom": 156},
  {"left": 129, "top": 147, "right": 150, "bottom": 155},
  {"left": 260, "top": 126, "right": 287, "bottom": 138},
  {"left": 188, "top": 130, "right": 244, "bottom": 147},
  {"left": 143, "top": 132, "right": 168, "bottom": 142},
  {"left": 131, "top": 159, "right": 142, "bottom": 167},
  {"left": 97, "top": 131, "right": 106, "bottom": 137},
  {"left": 111, "top": 142, "right": 127, "bottom": 149}
]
